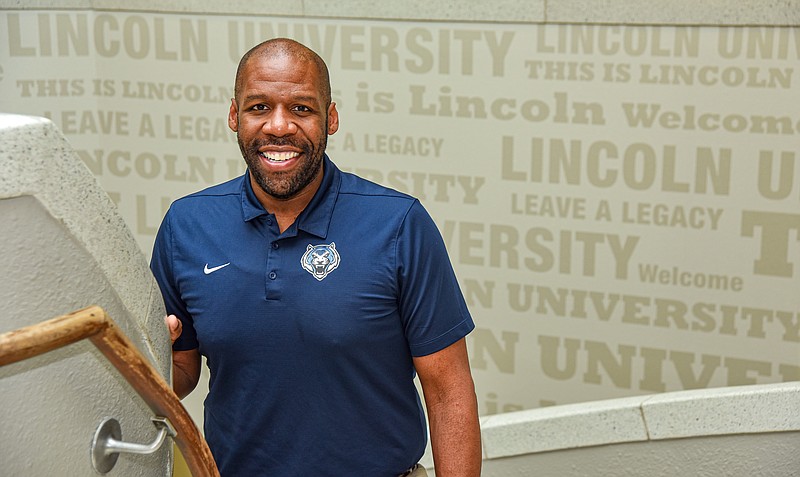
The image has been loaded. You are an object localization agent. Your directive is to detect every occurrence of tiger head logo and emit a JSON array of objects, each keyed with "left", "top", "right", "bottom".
[{"left": 300, "top": 242, "right": 341, "bottom": 281}]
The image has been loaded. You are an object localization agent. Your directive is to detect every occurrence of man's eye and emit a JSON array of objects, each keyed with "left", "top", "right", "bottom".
[
  {"left": 294, "top": 105, "right": 312, "bottom": 112},
  {"left": 252, "top": 104, "right": 268, "bottom": 111}
]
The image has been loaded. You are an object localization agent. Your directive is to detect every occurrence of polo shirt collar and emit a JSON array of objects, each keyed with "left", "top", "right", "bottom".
[
  {"left": 241, "top": 172, "right": 267, "bottom": 222},
  {"left": 239, "top": 154, "right": 340, "bottom": 239}
]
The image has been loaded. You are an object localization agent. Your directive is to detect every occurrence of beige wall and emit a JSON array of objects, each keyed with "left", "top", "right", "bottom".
[{"left": 2, "top": 0, "right": 798, "bottom": 453}]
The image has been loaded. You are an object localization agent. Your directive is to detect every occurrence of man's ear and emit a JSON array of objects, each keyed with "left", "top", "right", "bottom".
[
  {"left": 228, "top": 98, "right": 239, "bottom": 132},
  {"left": 327, "top": 102, "right": 339, "bottom": 135}
]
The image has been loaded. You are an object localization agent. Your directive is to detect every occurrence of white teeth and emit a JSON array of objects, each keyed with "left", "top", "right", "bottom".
[{"left": 260, "top": 151, "right": 297, "bottom": 162}]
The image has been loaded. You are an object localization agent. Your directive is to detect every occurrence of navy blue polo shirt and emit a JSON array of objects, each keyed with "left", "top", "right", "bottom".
[{"left": 150, "top": 155, "right": 474, "bottom": 476}]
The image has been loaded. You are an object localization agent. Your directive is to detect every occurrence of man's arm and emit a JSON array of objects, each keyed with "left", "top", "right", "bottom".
[
  {"left": 166, "top": 314, "right": 201, "bottom": 399},
  {"left": 414, "top": 338, "right": 481, "bottom": 476}
]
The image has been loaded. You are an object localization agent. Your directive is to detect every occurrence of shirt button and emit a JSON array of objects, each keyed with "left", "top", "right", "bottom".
[
  {"left": 269, "top": 271, "right": 277, "bottom": 280},
  {"left": 266, "top": 218, "right": 273, "bottom": 225},
  {"left": 272, "top": 242, "right": 279, "bottom": 249}
]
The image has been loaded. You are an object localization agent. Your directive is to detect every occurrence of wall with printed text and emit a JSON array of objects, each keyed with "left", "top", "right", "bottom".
[{"left": 1, "top": 3, "right": 798, "bottom": 418}]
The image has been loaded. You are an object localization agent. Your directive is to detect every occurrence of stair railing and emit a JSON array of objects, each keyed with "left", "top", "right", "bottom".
[{"left": 0, "top": 305, "right": 219, "bottom": 477}]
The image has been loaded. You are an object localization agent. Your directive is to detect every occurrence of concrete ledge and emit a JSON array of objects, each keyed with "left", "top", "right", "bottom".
[
  {"left": 642, "top": 381, "right": 800, "bottom": 439},
  {"left": 480, "top": 396, "right": 648, "bottom": 459},
  {"left": 480, "top": 381, "right": 800, "bottom": 462}
]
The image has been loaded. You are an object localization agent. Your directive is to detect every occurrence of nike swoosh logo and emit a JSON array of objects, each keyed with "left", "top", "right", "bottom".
[{"left": 204, "top": 262, "right": 231, "bottom": 275}]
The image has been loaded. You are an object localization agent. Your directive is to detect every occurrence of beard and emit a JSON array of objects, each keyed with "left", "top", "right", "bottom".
[{"left": 238, "top": 129, "right": 328, "bottom": 200}]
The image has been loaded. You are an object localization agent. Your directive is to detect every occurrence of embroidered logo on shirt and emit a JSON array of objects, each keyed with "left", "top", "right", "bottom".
[
  {"left": 203, "top": 262, "right": 231, "bottom": 275},
  {"left": 300, "top": 243, "right": 340, "bottom": 281}
]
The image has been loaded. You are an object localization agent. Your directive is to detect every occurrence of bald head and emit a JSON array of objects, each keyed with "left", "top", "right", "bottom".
[{"left": 234, "top": 38, "right": 332, "bottom": 107}]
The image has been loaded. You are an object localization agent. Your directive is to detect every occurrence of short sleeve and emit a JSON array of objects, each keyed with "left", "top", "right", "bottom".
[
  {"left": 396, "top": 201, "right": 474, "bottom": 356},
  {"left": 150, "top": 210, "right": 198, "bottom": 351}
]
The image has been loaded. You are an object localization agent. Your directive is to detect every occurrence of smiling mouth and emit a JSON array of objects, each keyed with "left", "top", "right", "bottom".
[{"left": 259, "top": 151, "right": 300, "bottom": 163}]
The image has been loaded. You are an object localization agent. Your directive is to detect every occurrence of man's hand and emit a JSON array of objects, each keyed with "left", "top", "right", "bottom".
[
  {"left": 163, "top": 314, "right": 201, "bottom": 399},
  {"left": 165, "top": 314, "right": 182, "bottom": 344}
]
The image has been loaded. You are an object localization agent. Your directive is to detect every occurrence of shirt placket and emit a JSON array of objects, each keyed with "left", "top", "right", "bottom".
[{"left": 263, "top": 215, "right": 283, "bottom": 301}]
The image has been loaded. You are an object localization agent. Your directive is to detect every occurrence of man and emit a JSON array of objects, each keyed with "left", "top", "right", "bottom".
[{"left": 151, "top": 38, "right": 481, "bottom": 476}]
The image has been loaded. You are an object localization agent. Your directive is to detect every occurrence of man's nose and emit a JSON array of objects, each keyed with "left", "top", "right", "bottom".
[{"left": 262, "top": 107, "right": 297, "bottom": 136}]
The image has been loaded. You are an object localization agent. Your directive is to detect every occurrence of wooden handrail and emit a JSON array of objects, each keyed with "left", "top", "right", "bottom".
[{"left": 0, "top": 306, "right": 219, "bottom": 477}]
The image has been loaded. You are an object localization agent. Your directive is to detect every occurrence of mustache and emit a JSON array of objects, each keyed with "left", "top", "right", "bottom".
[{"left": 251, "top": 136, "right": 308, "bottom": 149}]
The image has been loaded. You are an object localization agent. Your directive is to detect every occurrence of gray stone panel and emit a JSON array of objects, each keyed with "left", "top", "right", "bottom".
[
  {"left": 546, "top": 0, "right": 800, "bottom": 26},
  {"left": 1, "top": 0, "right": 796, "bottom": 25},
  {"left": 303, "top": 0, "right": 545, "bottom": 22}
]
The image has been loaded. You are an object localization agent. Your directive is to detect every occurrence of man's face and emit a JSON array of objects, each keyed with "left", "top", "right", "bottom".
[{"left": 229, "top": 54, "right": 339, "bottom": 200}]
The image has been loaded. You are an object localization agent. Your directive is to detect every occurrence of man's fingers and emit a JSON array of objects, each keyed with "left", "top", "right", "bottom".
[{"left": 164, "top": 314, "right": 182, "bottom": 344}]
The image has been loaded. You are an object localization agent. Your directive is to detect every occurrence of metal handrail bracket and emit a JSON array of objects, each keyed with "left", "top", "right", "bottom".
[{"left": 92, "top": 416, "right": 177, "bottom": 474}]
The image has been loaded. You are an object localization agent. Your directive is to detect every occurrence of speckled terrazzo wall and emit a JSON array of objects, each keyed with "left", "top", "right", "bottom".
[{"left": 0, "top": 113, "right": 172, "bottom": 475}]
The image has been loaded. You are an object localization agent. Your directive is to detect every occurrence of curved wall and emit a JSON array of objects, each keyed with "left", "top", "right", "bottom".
[{"left": 0, "top": 114, "right": 172, "bottom": 476}]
